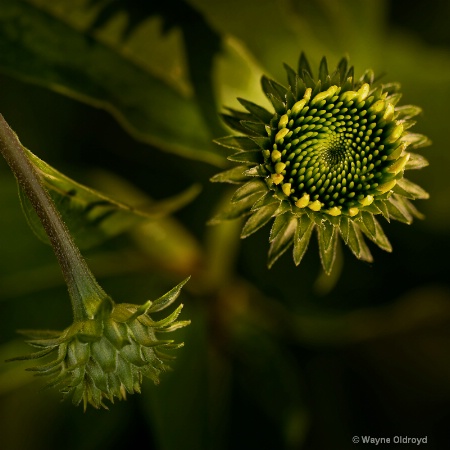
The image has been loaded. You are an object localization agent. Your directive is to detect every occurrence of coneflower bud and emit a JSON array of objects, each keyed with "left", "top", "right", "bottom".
[
  {"left": 0, "top": 115, "right": 190, "bottom": 409},
  {"left": 13, "top": 278, "right": 190, "bottom": 410},
  {"left": 211, "top": 53, "right": 430, "bottom": 274}
]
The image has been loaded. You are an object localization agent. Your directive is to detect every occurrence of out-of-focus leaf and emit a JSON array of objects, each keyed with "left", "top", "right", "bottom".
[
  {"left": 230, "top": 317, "right": 308, "bottom": 448},
  {"left": 0, "top": 0, "right": 223, "bottom": 165},
  {"left": 130, "top": 218, "right": 202, "bottom": 278},
  {"left": 0, "top": 340, "right": 37, "bottom": 395},
  {"left": 209, "top": 190, "right": 266, "bottom": 224},
  {"left": 19, "top": 149, "right": 200, "bottom": 250},
  {"left": 142, "top": 305, "right": 213, "bottom": 450},
  {"left": 88, "top": 0, "right": 224, "bottom": 137},
  {"left": 188, "top": 0, "right": 386, "bottom": 81},
  {"left": 291, "top": 286, "right": 450, "bottom": 347}
]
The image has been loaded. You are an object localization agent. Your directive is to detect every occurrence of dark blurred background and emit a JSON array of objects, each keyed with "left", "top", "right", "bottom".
[{"left": 0, "top": 1, "right": 450, "bottom": 449}]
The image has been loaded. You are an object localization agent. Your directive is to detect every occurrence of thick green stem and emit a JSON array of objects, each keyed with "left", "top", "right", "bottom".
[{"left": 0, "top": 114, "right": 105, "bottom": 321}]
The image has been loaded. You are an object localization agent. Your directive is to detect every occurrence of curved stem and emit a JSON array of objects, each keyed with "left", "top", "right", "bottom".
[{"left": 0, "top": 114, "right": 105, "bottom": 321}]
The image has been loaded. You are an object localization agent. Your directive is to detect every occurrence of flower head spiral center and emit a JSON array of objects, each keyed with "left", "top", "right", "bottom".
[
  {"left": 266, "top": 84, "right": 404, "bottom": 215},
  {"left": 212, "top": 53, "right": 430, "bottom": 272}
]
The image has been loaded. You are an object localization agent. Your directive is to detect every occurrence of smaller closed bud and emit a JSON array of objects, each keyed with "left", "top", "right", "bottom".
[{"left": 10, "top": 278, "right": 190, "bottom": 410}]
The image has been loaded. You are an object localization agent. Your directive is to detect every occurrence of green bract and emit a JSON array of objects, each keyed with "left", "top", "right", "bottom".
[
  {"left": 211, "top": 53, "right": 430, "bottom": 273},
  {"left": 12, "top": 278, "right": 190, "bottom": 410}
]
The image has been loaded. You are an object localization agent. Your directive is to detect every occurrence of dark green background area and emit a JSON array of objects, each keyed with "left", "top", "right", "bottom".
[{"left": 1, "top": 1, "right": 450, "bottom": 449}]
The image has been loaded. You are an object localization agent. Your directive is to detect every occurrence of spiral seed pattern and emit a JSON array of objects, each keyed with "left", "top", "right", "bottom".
[
  {"left": 264, "top": 84, "right": 405, "bottom": 216},
  {"left": 212, "top": 53, "right": 429, "bottom": 272}
]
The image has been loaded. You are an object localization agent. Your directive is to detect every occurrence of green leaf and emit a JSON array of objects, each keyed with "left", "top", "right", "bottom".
[
  {"left": 243, "top": 165, "right": 266, "bottom": 177},
  {"left": 209, "top": 190, "right": 266, "bottom": 224},
  {"left": 359, "top": 211, "right": 377, "bottom": 239},
  {"left": 240, "top": 121, "right": 267, "bottom": 136},
  {"left": 221, "top": 113, "right": 257, "bottom": 136},
  {"left": 269, "top": 213, "right": 291, "bottom": 243},
  {"left": 147, "top": 277, "right": 191, "bottom": 314},
  {"left": 231, "top": 179, "right": 266, "bottom": 203},
  {"left": 317, "top": 222, "right": 338, "bottom": 275},
  {"left": 274, "top": 200, "right": 292, "bottom": 216},
  {"left": 249, "top": 136, "right": 271, "bottom": 149},
  {"left": 267, "top": 215, "right": 296, "bottom": 268},
  {"left": 241, "top": 202, "right": 279, "bottom": 238},
  {"left": 261, "top": 76, "right": 285, "bottom": 102},
  {"left": 395, "top": 105, "right": 422, "bottom": 120},
  {"left": 293, "top": 214, "right": 314, "bottom": 266},
  {"left": 142, "top": 305, "right": 210, "bottom": 450},
  {"left": 374, "top": 200, "right": 390, "bottom": 222},
  {"left": 386, "top": 92, "right": 402, "bottom": 106},
  {"left": 87, "top": 0, "right": 226, "bottom": 139},
  {"left": 237, "top": 98, "right": 273, "bottom": 122},
  {"left": 251, "top": 192, "right": 279, "bottom": 211},
  {"left": 318, "top": 56, "right": 329, "bottom": 80},
  {"left": 358, "top": 213, "right": 392, "bottom": 253},
  {"left": 228, "top": 150, "right": 263, "bottom": 164},
  {"left": 283, "top": 63, "right": 298, "bottom": 92},
  {"left": 20, "top": 149, "right": 200, "bottom": 250},
  {"left": 402, "top": 133, "right": 432, "bottom": 150},
  {"left": 393, "top": 178, "right": 429, "bottom": 200},
  {"left": 209, "top": 165, "right": 249, "bottom": 184},
  {"left": 0, "top": 0, "right": 223, "bottom": 165},
  {"left": 214, "top": 136, "right": 261, "bottom": 151},
  {"left": 298, "top": 52, "right": 313, "bottom": 78},
  {"left": 339, "top": 217, "right": 373, "bottom": 262},
  {"left": 406, "top": 153, "right": 429, "bottom": 170},
  {"left": 386, "top": 195, "right": 413, "bottom": 224},
  {"left": 402, "top": 198, "right": 425, "bottom": 220}
]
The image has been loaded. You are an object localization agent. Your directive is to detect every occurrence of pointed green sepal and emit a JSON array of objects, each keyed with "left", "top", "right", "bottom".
[
  {"left": 241, "top": 202, "right": 279, "bottom": 238},
  {"left": 214, "top": 135, "right": 260, "bottom": 151},
  {"left": 393, "top": 178, "right": 429, "bottom": 200},
  {"left": 210, "top": 165, "right": 249, "bottom": 184},
  {"left": 339, "top": 217, "right": 373, "bottom": 262},
  {"left": 317, "top": 222, "right": 338, "bottom": 275},
  {"left": 232, "top": 179, "right": 267, "bottom": 203},
  {"left": 267, "top": 215, "right": 297, "bottom": 268},
  {"left": 293, "top": 214, "right": 314, "bottom": 266}
]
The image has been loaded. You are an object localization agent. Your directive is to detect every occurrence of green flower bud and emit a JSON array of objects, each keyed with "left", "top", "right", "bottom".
[
  {"left": 0, "top": 114, "right": 191, "bottom": 410},
  {"left": 211, "top": 53, "right": 430, "bottom": 274},
  {"left": 11, "top": 278, "right": 190, "bottom": 410}
]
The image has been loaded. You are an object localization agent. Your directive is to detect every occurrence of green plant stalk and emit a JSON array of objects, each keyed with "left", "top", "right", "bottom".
[{"left": 0, "top": 114, "right": 105, "bottom": 321}]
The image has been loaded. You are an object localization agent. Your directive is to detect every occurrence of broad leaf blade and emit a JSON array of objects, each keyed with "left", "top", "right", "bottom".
[
  {"left": 0, "top": 0, "right": 223, "bottom": 165},
  {"left": 22, "top": 149, "right": 199, "bottom": 249}
]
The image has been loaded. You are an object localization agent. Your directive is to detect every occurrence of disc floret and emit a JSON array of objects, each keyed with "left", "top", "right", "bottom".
[
  {"left": 211, "top": 53, "right": 430, "bottom": 273},
  {"left": 264, "top": 82, "right": 407, "bottom": 217}
]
